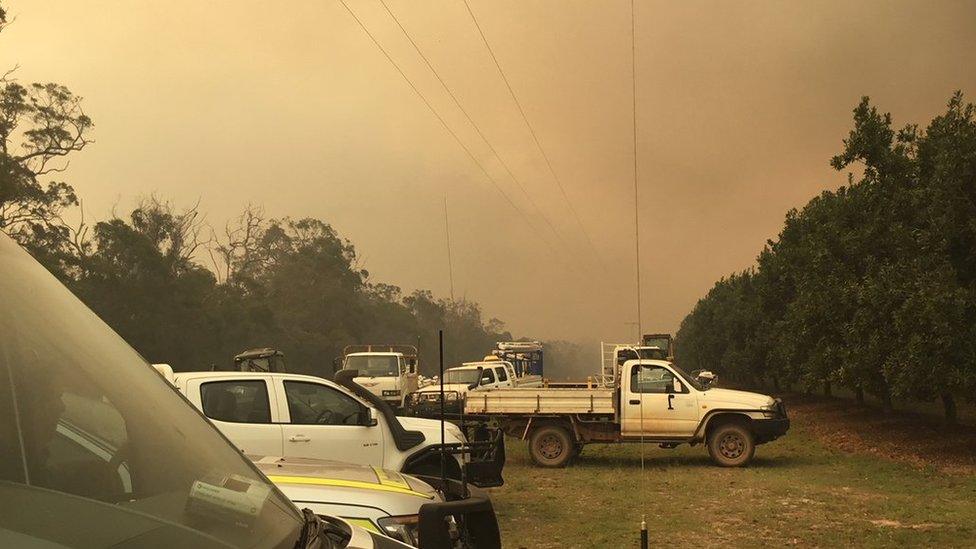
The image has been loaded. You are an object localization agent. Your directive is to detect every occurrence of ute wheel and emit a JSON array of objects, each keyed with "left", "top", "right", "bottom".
[
  {"left": 529, "top": 425, "right": 574, "bottom": 468},
  {"left": 707, "top": 422, "right": 755, "bottom": 467}
]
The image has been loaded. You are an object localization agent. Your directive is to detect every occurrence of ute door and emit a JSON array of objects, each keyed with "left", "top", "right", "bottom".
[
  {"left": 494, "top": 365, "right": 512, "bottom": 387},
  {"left": 276, "top": 379, "right": 385, "bottom": 466},
  {"left": 478, "top": 367, "right": 496, "bottom": 389},
  {"left": 621, "top": 364, "right": 700, "bottom": 437},
  {"left": 194, "top": 378, "right": 284, "bottom": 455}
]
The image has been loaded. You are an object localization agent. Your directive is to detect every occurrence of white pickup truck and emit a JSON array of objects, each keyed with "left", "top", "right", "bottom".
[
  {"left": 403, "top": 358, "right": 542, "bottom": 418},
  {"left": 465, "top": 358, "right": 789, "bottom": 468},
  {"left": 154, "top": 367, "right": 504, "bottom": 487}
]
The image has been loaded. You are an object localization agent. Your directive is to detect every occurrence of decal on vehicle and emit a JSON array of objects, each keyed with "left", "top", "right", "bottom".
[{"left": 266, "top": 475, "right": 433, "bottom": 499}]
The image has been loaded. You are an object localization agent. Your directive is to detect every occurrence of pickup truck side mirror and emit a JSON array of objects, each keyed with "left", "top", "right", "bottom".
[
  {"left": 665, "top": 378, "right": 681, "bottom": 393},
  {"left": 362, "top": 407, "right": 378, "bottom": 427}
]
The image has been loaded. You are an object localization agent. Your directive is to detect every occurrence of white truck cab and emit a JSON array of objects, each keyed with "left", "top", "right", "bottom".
[
  {"left": 341, "top": 345, "right": 420, "bottom": 409},
  {"left": 158, "top": 369, "right": 503, "bottom": 487}
]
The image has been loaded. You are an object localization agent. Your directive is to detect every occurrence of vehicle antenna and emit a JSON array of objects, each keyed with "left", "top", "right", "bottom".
[
  {"left": 630, "top": 1, "right": 649, "bottom": 547},
  {"left": 439, "top": 329, "right": 447, "bottom": 489}
]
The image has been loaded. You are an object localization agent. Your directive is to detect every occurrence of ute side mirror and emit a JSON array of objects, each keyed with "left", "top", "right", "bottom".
[
  {"left": 362, "top": 407, "right": 378, "bottom": 427},
  {"left": 664, "top": 378, "right": 680, "bottom": 393}
]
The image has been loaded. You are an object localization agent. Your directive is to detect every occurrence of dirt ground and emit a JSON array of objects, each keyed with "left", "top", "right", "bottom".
[{"left": 786, "top": 393, "right": 976, "bottom": 475}]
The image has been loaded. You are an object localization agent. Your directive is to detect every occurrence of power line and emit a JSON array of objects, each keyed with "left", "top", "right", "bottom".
[
  {"left": 444, "top": 193, "right": 455, "bottom": 300},
  {"left": 336, "top": 0, "right": 558, "bottom": 253},
  {"left": 631, "top": 0, "right": 643, "bottom": 343},
  {"left": 378, "top": 0, "right": 568, "bottom": 249},
  {"left": 461, "top": 0, "right": 603, "bottom": 264}
]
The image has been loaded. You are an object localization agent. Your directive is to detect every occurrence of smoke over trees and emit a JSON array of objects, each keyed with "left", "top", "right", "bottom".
[{"left": 0, "top": 4, "right": 510, "bottom": 375}]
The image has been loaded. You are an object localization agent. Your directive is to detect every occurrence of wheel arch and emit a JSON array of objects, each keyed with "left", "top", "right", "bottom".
[{"left": 695, "top": 410, "right": 760, "bottom": 442}]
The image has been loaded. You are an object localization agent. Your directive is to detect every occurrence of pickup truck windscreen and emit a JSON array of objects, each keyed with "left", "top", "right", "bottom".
[
  {"left": 0, "top": 234, "right": 303, "bottom": 548},
  {"left": 444, "top": 369, "right": 481, "bottom": 385},
  {"left": 346, "top": 355, "right": 399, "bottom": 377},
  {"left": 671, "top": 364, "right": 706, "bottom": 391}
]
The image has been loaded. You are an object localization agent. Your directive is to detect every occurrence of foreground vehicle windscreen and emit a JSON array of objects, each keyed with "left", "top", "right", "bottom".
[{"left": 0, "top": 234, "right": 304, "bottom": 548}]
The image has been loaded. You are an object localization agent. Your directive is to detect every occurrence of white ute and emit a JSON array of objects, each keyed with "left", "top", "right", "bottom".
[
  {"left": 465, "top": 355, "right": 790, "bottom": 468},
  {"left": 155, "top": 368, "right": 504, "bottom": 487}
]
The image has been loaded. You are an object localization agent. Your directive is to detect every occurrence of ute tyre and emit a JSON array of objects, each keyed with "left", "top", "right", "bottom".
[
  {"left": 529, "top": 426, "right": 574, "bottom": 468},
  {"left": 707, "top": 423, "right": 755, "bottom": 467}
]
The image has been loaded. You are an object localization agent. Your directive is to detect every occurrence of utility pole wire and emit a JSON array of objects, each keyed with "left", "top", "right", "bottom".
[
  {"left": 444, "top": 194, "right": 456, "bottom": 301},
  {"left": 462, "top": 0, "right": 603, "bottom": 266},
  {"left": 337, "top": 0, "right": 558, "bottom": 253},
  {"left": 631, "top": 0, "right": 643, "bottom": 343},
  {"left": 379, "top": 0, "right": 569, "bottom": 250}
]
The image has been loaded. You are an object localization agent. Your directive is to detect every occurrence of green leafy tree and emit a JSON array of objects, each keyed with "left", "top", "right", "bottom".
[
  {"left": 0, "top": 5, "right": 93, "bottom": 275},
  {"left": 678, "top": 93, "right": 976, "bottom": 423}
]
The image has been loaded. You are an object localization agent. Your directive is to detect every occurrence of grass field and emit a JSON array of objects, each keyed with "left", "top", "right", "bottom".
[{"left": 486, "top": 400, "right": 976, "bottom": 548}]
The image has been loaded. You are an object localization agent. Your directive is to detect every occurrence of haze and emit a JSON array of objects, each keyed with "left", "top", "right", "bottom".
[{"left": 2, "top": 0, "right": 974, "bottom": 342}]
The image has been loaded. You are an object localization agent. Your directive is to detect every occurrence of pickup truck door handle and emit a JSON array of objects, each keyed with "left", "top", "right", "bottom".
[
  {"left": 628, "top": 399, "right": 640, "bottom": 405},
  {"left": 288, "top": 435, "right": 311, "bottom": 443}
]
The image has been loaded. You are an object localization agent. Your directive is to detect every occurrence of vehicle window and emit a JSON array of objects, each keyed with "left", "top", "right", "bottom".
[
  {"left": 200, "top": 380, "right": 271, "bottom": 423},
  {"left": 496, "top": 366, "right": 509, "bottom": 382},
  {"left": 344, "top": 355, "right": 399, "bottom": 377},
  {"left": 444, "top": 369, "right": 480, "bottom": 384},
  {"left": 284, "top": 381, "right": 364, "bottom": 425},
  {"left": 481, "top": 368, "right": 496, "bottom": 385},
  {"left": 0, "top": 233, "right": 301, "bottom": 547},
  {"left": 630, "top": 365, "right": 676, "bottom": 393}
]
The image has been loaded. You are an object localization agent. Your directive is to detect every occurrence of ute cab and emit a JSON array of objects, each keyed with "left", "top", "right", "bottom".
[{"left": 404, "top": 358, "right": 542, "bottom": 419}]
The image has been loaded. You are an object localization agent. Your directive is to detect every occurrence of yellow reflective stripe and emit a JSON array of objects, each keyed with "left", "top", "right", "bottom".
[
  {"left": 266, "top": 475, "right": 434, "bottom": 499},
  {"left": 344, "top": 518, "right": 381, "bottom": 533},
  {"left": 371, "top": 466, "right": 411, "bottom": 491}
]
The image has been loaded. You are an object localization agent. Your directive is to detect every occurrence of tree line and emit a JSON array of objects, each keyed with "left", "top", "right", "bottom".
[
  {"left": 675, "top": 93, "right": 976, "bottom": 423},
  {"left": 0, "top": 5, "right": 511, "bottom": 377}
]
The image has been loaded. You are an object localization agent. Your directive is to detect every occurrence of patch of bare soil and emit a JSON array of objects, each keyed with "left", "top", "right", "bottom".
[{"left": 784, "top": 393, "right": 976, "bottom": 475}]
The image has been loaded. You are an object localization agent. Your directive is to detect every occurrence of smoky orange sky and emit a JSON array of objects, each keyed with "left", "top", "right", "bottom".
[{"left": 3, "top": 1, "right": 975, "bottom": 343}]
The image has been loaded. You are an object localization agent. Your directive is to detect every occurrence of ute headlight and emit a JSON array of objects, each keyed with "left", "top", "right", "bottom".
[{"left": 377, "top": 514, "right": 420, "bottom": 546}]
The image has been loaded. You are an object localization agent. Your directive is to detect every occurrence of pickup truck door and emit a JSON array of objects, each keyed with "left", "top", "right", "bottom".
[
  {"left": 190, "top": 377, "right": 284, "bottom": 455},
  {"left": 494, "top": 365, "right": 512, "bottom": 388},
  {"left": 621, "top": 364, "right": 700, "bottom": 437},
  {"left": 274, "top": 379, "right": 386, "bottom": 466}
]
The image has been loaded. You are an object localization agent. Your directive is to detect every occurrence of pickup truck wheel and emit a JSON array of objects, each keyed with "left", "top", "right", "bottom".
[
  {"left": 707, "top": 423, "right": 755, "bottom": 467},
  {"left": 529, "top": 426, "right": 574, "bottom": 468}
]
